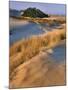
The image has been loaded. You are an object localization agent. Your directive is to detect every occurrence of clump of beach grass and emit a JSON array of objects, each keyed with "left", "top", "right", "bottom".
[{"left": 10, "top": 28, "right": 66, "bottom": 73}]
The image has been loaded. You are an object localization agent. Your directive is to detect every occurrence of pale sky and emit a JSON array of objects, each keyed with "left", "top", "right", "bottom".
[{"left": 9, "top": 1, "right": 66, "bottom": 15}]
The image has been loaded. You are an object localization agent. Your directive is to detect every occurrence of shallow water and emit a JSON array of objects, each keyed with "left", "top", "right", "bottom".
[
  {"left": 10, "top": 22, "right": 45, "bottom": 45},
  {"left": 48, "top": 43, "right": 66, "bottom": 63}
]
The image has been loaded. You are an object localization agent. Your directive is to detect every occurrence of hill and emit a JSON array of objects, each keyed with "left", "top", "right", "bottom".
[{"left": 21, "top": 8, "right": 49, "bottom": 18}]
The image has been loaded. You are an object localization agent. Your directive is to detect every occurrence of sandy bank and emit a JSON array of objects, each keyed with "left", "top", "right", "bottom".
[
  {"left": 9, "top": 17, "right": 29, "bottom": 27},
  {"left": 9, "top": 17, "right": 66, "bottom": 88},
  {"left": 10, "top": 50, "right": 65, "bottom": 88},
  {"left": 10, "top": 28, "right": 65, "bottom": 73}
]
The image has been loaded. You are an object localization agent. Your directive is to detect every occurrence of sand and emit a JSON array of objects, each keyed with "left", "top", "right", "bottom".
[
  {"left": 9, "top": 17, "right": 29, "bottom": 28},
  {"left": 9, "top": 16, "right": 66, "bottom": 89},
  {"left": 10, "top": 50, "right": 66, "bottom": 88}
]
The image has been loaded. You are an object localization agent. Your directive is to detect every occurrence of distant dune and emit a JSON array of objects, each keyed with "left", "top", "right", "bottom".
[{"left": 10, "top": 16, "right": 66, "bottom": 30}]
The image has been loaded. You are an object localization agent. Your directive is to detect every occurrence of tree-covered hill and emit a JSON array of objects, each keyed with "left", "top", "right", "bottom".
[{"left": 21, "top": 8, "right": 49, "bottom": 18}]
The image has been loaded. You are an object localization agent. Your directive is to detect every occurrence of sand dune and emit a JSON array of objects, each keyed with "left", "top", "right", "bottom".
[
  {"left": 10, "top": 28, "right": 65, "bottom": 73},
  {"left": 9, "top": 15, "right": 66, "bottom": 88},
  {"left": 9, "top": 27, "right": 66, "bottom": 88},
  {"left": 10, "top": 50, "right": 65, "bottom": 88}
]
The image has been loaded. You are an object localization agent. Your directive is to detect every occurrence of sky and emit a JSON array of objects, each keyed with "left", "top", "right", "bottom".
[{"left": 9, "top": 1, "right": 66, "bottom": 15}]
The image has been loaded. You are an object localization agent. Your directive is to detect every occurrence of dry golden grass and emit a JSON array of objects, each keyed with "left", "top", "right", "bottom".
[{"left": 10, "top": 28, "right": 66, "bottom": 73}]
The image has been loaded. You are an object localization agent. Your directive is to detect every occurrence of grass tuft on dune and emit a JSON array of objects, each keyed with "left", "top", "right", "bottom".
[{"left": 10, "top": 28, "right": 66, "bottom": 73}]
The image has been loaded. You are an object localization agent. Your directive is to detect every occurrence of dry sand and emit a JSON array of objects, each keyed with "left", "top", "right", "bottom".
[{"left": 10, "top": 50, "right": 65, "bottom": 88}]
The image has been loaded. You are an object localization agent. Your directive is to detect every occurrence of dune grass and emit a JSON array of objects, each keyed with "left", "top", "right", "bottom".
[{"left": 10, "top": 28, "right": 66, "bottom": 73}]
